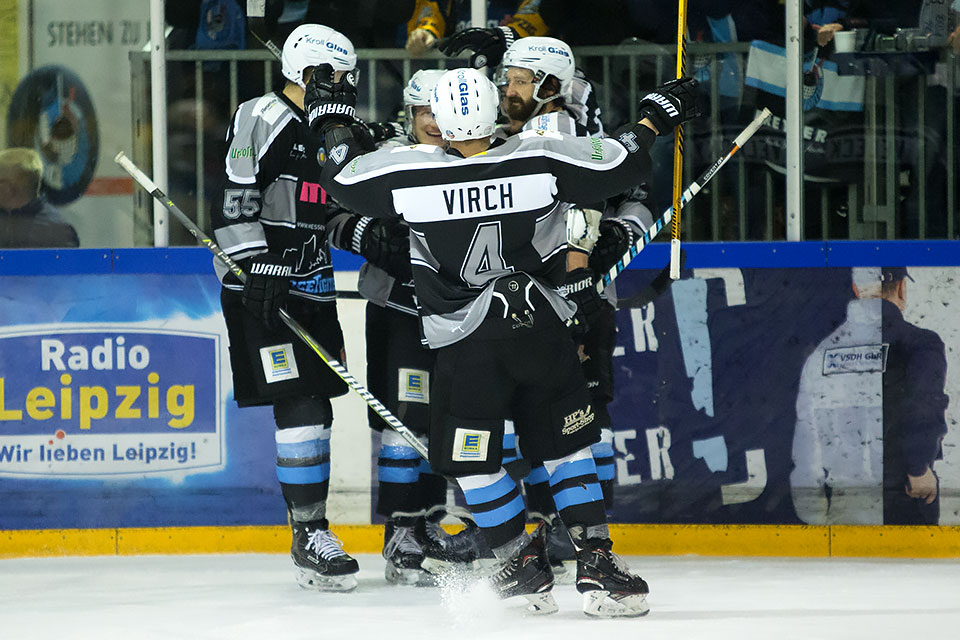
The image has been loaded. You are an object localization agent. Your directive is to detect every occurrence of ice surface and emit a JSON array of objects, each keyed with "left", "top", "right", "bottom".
[{"left": 2, "top": 553, "right": 959, "bottom": 640}]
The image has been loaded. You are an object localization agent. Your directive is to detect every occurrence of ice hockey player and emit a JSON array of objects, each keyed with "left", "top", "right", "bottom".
[
  {"left": 326, "top": 69, "right": 488, "bottom": 585},
  {"left": 306, "top": 63, "right": 701, "bottom": 616},
  {"left": 496, "top": 36, "right": 659, "bottom": 579},
  {"left": 210, "top": 24, "right": 360, "bottom": 592}
]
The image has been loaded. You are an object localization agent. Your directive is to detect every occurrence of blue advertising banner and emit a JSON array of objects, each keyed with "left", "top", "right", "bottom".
[
  {"left": 608, "top": 259, "right": 959, "bottom": 526},
  {"left": 1, "top": 244, "right": 958, "bottom": 531},
  {"left": 0, "top": 258, "right": 284, "bottom": 530}
]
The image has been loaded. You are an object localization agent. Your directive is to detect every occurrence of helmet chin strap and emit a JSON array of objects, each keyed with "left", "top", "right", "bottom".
[{"left": 530, "top": 92, "right": 561, "bottom": 119}]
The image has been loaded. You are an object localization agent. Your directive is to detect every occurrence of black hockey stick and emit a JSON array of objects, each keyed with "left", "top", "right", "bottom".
[
  {"left": 596, "top": 107, "right": 771, "bottom": 293},
  {"left": 115, "top": 152, "right": 429, "bottom": 461},
  {"left": 245, "top": 0, "right": 283, "bottom": 60},
  {"left": 618, "top": 248, "right": 686, "bottom": 309}
]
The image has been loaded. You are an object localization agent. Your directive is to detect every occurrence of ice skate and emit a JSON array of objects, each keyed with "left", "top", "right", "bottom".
[
  {"left": 418, "top": 516, "right": 495, "bottom": 575},
  {"left": 488, "top": 531, "right": 558, "bottom": 615},
  {"left": 291, "top": 519, "right": 359, "bottom": 592},
  {"left": 534, "top": 515, "right": 577, "bottom": 584},
  {"left": 383, "top": 518, "right": 432, "bottom": 586},
  {"left": 574, "top": 534, "right": 649, "bottom": 618}
]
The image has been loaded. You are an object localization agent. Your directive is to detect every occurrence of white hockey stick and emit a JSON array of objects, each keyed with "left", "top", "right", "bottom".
[
  {"left": 597, "top": 107, "right": 771, "bottom": 292},
  {"left": 115, "top": 152, "right": 429, "bottom": 460}
]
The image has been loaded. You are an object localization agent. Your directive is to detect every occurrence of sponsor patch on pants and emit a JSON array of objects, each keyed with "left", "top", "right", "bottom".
[
  {"left": 452, "top": 428, "right": 490, "bottom": 462},
  {"left": 398, "top": 368, "right": 429, "bottom": 403},
  {"left": 259, "top": 343, "right": 299, "bottom": 383}
]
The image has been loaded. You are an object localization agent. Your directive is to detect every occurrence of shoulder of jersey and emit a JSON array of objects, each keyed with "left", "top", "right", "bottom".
[
  {"left": 242, "top": 93, "right": 294, "bottom": 126},
  {"left": 521, "top": 112, "right": 576, "bottom": 136}
]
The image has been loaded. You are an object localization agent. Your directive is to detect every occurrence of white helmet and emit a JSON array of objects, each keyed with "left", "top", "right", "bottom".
[
  {"left": 403, "top": 69, "right": 447, "bottom": 138},
  {"left": 500, "top": 36, "right": 576, "bottom": 103},
  {"left": 281, "top": 24, "right": 357, "bottom": 88},
  {"left": 431, "top": 68, "right": 500, "bottom": 141}
]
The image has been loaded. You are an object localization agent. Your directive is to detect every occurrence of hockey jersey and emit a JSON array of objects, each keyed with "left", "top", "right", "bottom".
[
  {"left": 327, "top": 136, "right": 420, "bottom": 317},
  {"left": 322, "top": 128, "right": 654, "bottom": 348},
  {"left": 211, "top": 91, "right": 341, "bottom": 304}
]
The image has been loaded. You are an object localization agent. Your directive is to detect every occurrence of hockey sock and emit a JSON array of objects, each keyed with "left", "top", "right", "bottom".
[
  {"left": 417, "top": 463, "right": 448, "bottom": 514},
  {"left": 542, "top": 447, "right": 608, "bottom": 541},
  {"left": 457, "top": 468, "right": 528, "bottom": 560},
  {"left": 523, "top": 465, "right": 556, "bottom": 521},
  {"left": 377, "top": 429, "right": 426, "bottom": 518},
  {"left": 590, "top": 428, "right": 616, "bottom": 510},
  {"left": 276, "top": 424, "right": 330, "bottom": 522},
  {"left": 502, "top": 420, "right": 532, "bottom": 482}
]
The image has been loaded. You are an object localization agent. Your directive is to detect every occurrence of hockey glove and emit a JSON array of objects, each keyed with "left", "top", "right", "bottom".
[
  {"left": 341, "top": 215, "right": 412, "bottom": 282},
  {"left": 563, "top": 267, "right": 606, "bottom": 340},
  {"left": 438, "top": 26, "right": 517, "bottom": 69},
  {"left": 637, "top": 76, "right": 704, "bottom": 135},
  {"left": 241, "top": 253, "right": 292, "bottom": 331},
  {"left": 305, "top": 64, "right": 360, "bottom": 135},
  {"left": 589, "top": 219, "right": 637, "bottom": 274},
  {"left": 566, "top": 207, "right": 603, "bottom": 254},
  {"left": 363, "top": 120, "right": 405, "bottom": 145}
]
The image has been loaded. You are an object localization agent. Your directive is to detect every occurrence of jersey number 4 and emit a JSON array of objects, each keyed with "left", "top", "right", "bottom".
[{"left": 460, "top": 221, "right": 512, "bottom": 287}]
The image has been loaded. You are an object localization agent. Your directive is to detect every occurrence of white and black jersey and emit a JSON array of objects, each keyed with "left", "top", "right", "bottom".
[
  {"left": 326, "top": 136, "right": 418, "bottom": 316},
  {"left": 321, "top": 127, "right": 655, "bottom": 348},
  {"left": 211, "top": 91, "right": 342, "bottom": 304},
  {"left": 523, "top": 110, "right": 652, "bottom": 305}
]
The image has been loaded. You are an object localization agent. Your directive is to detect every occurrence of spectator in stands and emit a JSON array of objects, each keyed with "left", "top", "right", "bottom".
[{"left": 0, "top": 148, "right": 79, "bottom": 249}]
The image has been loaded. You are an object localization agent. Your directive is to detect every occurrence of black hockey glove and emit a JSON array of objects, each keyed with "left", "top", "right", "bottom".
[
  {"left": 364, "top": 121, "right": 405, "bottom": 144},
  {"left": 438, "top": 26, "right": 517, "bottom": 68},
  {"left": 341, "top": 215, "right": 412, "bottom": 282},
  {"left": 563, "top": 267, "right": 606, "bottom": 341},
  {"left": 305, "top": 64, "right": 360, "bottom": 135},
  {"left": 241, "top": 253, "right": 292, "bottom": 331},
  {"left": 589, "top": 219, "right": 637, "bottom": 274},
  {"left": 637, "top": 76, "right": 704, "bottom": 135}
]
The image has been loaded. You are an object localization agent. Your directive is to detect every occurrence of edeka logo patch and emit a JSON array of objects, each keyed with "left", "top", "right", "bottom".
[
  {"left": 259, "top": 343, "right": 299, "bottom": 383},
  {"left": 0, "top": 328, "right": 222, "bottom": 478},
  {"left": 452, "top": 427, "right": 490, "bottom": 462},
  {"left": 397, "top": 368, "right": 429, "bottom": 404},
  {"left": 561, "top": 404, "right": 594, "bottom": 436}
]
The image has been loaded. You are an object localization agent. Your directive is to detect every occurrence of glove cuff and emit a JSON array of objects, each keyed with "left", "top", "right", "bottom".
[
  {"left": 498, "top": 26, "right": 516, "bottom": 49},
  {"left": 351, "top": 216, "right": 374, "bottom": 254}
]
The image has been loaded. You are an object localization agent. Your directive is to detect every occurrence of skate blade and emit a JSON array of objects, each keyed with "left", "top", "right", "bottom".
[
  {"left": 421, "top": 556, "right": 482, "bottom": 577},
  {"left": 295, "top": 567, "right": 358, "bottom": 593},
  {"left": 550, "top": 560, "right": 577, "bottom": 585},
  {"left": 582, "top": 590, "right": 650, "bottom": 618},
  {"left": 519, "top": 591, "right": 559, "bottom": 615},
  {"left": 385, "top": 563, "right": 436, "bottom": 587}
]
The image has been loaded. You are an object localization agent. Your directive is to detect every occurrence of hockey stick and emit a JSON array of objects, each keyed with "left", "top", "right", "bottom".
[
  {"left": 669, "top": 0, "right": 690, "bottom": 280},
  {"left": 597, "top": 107, "right": 771, "bottom": 292},
  {"left": 245, "top": 0, "right": 283, "bottom": 60},
  {"left": 114, "top": 151, "right": 430, "bottom": 461}
]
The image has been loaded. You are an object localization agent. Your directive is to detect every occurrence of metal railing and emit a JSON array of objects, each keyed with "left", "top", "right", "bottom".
[{"left": 129, "top": 43, "right": 958, "bottom": 246}]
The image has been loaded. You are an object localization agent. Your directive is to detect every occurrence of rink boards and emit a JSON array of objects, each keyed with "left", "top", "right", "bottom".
[{"left": 2, "top": 241, "right": 960, "bottom": 558}]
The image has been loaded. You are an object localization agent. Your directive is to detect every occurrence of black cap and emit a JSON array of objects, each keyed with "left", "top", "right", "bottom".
[{"left": 881, "top": 267, "right": 914, "bottom": 283}]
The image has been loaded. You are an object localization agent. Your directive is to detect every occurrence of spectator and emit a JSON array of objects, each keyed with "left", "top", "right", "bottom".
[{"left": 0, "top": 148, "right": 79, "bottom": 249}]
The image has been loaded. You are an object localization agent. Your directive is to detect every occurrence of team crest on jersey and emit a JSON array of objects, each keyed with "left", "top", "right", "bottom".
[
  {"left": 398, "top": 368, "right": 429, "bottom": 403},
  {"left": 259, "top": 343, "right": 299, "bottom": 383},
  {"left": 452, "top": 428, "right": 490, "bottom": 462},
  {"left": 330, "top": 143, "right": 349, "bottom": 165}
]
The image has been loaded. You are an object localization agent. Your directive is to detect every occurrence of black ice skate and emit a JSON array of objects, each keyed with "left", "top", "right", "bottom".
[
  {"left": 488, "top": 530, "right": 557, "bottom": 615},
  {"left": 291, "top": 519, "right": 359, "bottom": 592},
  {"left": 535, "top": 515, "right": 577, "bottom": 584},
  {"left": 417, "top": 516, "right": 495, "bottom": 575},
  {"left": 383, "top": 518, "right": 432, "bottom": 586},
  {"left": 573, "top": 533, "right": 649, "bottom": 618}
]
